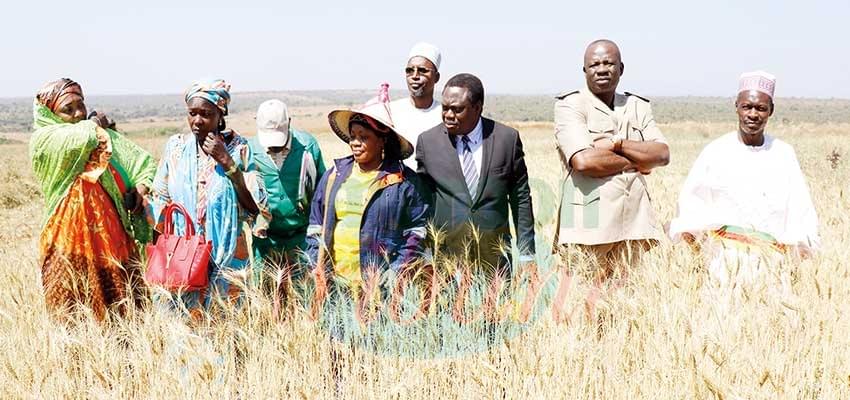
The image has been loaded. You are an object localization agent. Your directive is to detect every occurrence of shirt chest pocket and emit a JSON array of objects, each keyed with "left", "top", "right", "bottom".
[
  {"left": 587, "top": 117, "right": 616, "bottom": 141},
  {"left": 623, "top": 115, "right": 646, "bottom": 141}
]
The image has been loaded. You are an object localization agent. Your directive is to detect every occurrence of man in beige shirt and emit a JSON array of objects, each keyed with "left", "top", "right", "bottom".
[{"left": 554, "top": 39, "right": 670, "bottom": 316}]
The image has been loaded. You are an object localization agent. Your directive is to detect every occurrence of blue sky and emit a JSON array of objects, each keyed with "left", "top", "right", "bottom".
[{"left": 2, "top": 0, "right": 847, "bottom": 98}]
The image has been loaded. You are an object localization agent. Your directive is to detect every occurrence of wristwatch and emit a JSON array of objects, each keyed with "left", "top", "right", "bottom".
[
  {"left": 224, "top": 163, "right": 239, "bottom": 177},
  {"left": 611, "top": 136, "right": 624, "bottom": 153}
]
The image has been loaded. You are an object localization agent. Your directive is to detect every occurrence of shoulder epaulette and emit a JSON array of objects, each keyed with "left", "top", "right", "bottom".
[
  {"left": 555, "top": 90, "right": 579, "bottom": 100},
  {"left": 625, "top": 92, "right": 650, "bottom": 103}
]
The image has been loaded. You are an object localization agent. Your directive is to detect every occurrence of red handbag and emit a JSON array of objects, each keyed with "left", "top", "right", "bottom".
[{"left": 145, "top": 202, "right": 212, "bottom": 291}]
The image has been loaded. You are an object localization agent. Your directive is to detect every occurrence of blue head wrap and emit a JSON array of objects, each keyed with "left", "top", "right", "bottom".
[{"left": 185, "top": 79, "right": 231, "bottom": 116}]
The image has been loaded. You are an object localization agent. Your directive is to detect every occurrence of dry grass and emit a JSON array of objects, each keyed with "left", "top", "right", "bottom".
[{"left": 1, "top": 118, "right": 849, "bottom": 399}]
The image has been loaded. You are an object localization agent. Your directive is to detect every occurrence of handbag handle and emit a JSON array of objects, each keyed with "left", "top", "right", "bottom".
[{"left": 163, "top": 202, "right": 197, "bottom": 238}]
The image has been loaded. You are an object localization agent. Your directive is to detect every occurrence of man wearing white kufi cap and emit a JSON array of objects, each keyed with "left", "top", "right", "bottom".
[
  {"left": 390, "top": 41, "right": 443, "bottom": 169},
  {"left": 669, "top": 70, "right": 819, "bottom": 296}
]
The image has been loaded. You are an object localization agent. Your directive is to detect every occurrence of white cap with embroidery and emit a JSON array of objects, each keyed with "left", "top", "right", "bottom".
[{"left": 738, "top": 70, "right": 776, "bottom": 99}]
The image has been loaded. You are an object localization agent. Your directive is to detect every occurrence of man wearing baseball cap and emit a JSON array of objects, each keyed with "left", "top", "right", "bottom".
[
  {"left": 248, "top": 99, "right": 326, "bottom": 303},
  {"left": 390, "top": 41, "right": 443, "bottom": 170}
]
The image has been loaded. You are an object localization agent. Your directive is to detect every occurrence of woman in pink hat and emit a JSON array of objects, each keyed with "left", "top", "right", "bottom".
[{"left": 305, "top": 86, "right": 431, "bottom": 307}]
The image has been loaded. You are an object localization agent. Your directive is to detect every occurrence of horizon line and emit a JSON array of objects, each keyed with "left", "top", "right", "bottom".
[{"left": 2, "top": 89, "right": 850, "bottom": 102}]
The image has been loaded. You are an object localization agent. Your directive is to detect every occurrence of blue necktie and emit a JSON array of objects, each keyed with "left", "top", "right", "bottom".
[{"left": 461, "top": 135, "right": 479, "bottom": 198}]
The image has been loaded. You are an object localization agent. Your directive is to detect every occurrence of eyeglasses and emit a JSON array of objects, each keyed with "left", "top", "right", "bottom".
[{"left": 405, "top": 66, "right": 432, "bottom": 75}]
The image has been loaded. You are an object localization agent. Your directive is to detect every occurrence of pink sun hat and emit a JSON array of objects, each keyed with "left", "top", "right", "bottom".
[{"left": 327, "top": 83, "right": 414, "bottom": 160}]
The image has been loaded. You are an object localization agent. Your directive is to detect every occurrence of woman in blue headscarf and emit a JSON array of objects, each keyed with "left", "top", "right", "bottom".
[{"left": 149, "top": 79, "right": 269, "bottom": 316}]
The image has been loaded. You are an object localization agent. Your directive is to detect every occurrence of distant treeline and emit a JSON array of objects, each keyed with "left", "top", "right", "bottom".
[{"left": 2, "top": 90, "right": 850, "bottom": 132}]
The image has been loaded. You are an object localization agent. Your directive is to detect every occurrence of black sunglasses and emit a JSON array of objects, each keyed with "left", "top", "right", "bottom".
[{"left": 405, "top": 66, "right": 432, "bottom": 75}]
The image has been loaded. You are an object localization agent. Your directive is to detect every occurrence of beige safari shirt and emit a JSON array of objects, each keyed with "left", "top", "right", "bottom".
[{"left": 554, "top": 86, "right": 667, "bottom": 245}]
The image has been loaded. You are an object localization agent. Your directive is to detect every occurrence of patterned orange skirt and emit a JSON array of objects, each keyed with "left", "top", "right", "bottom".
[{"left": 39, "top": 178, "right": 139, "bottom": 320}]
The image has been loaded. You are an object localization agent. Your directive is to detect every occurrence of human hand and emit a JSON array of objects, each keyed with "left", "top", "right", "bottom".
[
  {"left": 88, "top": 110, "right": 116, "bottom": 130},
  {"left": 202, "top": 132, "right": 234, "bottom": 169},
  {"left": 122, "top": 184, "right": 148, "bottom": 214},
  {"left": 593, "top": 137, "right": 616, "bottom": 152},
  {"left": 309, "top": 266, "right": 329, "bottom": 319}
]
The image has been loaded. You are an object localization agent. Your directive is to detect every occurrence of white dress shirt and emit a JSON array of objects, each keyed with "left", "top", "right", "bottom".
[{"left": 453, "top": 117, "right": 484, "bottom": 176}]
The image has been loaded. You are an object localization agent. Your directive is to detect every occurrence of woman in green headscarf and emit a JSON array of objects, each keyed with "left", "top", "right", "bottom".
[{"left": 30, "top": 78, "right": 156, "bottom": 321}]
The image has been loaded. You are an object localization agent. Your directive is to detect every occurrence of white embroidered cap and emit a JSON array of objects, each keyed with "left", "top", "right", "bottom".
[{"left": 738, "top": 70, "right": 777, "bottom": 99}]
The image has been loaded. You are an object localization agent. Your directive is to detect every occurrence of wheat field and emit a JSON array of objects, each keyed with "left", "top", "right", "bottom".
[{"left": 0, "top": 114, "right": 849, "bottom": 399}]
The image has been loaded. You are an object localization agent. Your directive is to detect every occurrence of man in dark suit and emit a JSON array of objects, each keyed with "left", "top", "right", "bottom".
[{"left": 415, "top": 73, "right": 536, "bottom": 274}]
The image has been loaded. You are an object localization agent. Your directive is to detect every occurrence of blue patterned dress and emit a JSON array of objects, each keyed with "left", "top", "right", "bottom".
[{"left": 149, "top": 131, "right": 268, "bottom": 314}]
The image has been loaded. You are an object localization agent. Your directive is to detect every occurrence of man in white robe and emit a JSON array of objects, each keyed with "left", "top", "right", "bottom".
[
  {"left": 390, "top": 42, "right": 443, "bottom": 170},
  {"left": 668, "top": 71, "right": 819, "bottom": 291}
]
